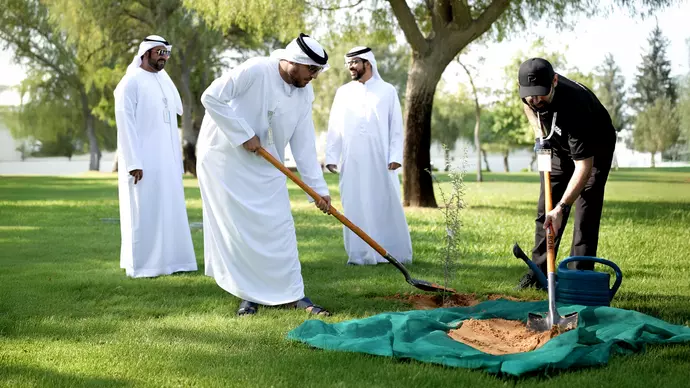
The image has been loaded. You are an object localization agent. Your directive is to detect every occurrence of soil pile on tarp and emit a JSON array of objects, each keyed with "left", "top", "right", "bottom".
[{"left": 448, "top": 318, "right": 570, "bottom": 355}]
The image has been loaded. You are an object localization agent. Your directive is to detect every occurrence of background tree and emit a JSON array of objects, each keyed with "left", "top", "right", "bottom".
[
  {"left": 48, "top": 0, "right": 272, "bottom": 174},
  {"left": 679, "top": 75, "right": 690, "bottom": 156},
  {"left": 631, "top": 24, "right": 677, "bottom": 110},
  {"left": 431, "top": 84, "right": 474, "bottom": 170},
  {"left": 0, "top": 0, "right": 112, "bottom": 170},
  {"left": 457, "top": 56, "right": 483, "bottom": 182},
  {"left": 630, "top": 24, "right": 679, "bottom": 162},
  {"left": 595, "top": 53, "right": 628, "bottom": 131},
  {"left": 379, "top": 0, "right": 678, "bottom": 206},
  {"left": 671, "top": 38, "right": 690, "bottom": 159},
  {"left": 632, "top": 97, "right": 680, "bottom": 166}
]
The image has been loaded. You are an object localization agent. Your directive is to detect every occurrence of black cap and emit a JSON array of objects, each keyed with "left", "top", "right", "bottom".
[{"left": 518, "top": 58, "right": 555, "bottom": 98}]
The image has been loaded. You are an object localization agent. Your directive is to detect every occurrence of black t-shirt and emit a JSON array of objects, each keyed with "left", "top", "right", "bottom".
[{"left": 526, "top": 74, "right": 616, "bottom": 161}]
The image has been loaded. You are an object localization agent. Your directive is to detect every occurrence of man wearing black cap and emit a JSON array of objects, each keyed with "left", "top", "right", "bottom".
[{"left": 515, "top": 57, "right": 617, "bottom": 290}]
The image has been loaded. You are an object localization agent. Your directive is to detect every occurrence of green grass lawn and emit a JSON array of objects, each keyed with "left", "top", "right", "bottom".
[{"left": 1, "top": 167, "right": 689, "bottom": 387}]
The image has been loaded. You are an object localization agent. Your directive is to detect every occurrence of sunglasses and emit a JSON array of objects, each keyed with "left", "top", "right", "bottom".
[
  {"left": 306, "top": 64, "right": 323, "bottom": 75},
  {"left": 155, "top": 49, "right": 171, "bottom": 57},
  {"left": 345, "top": 58, "right": 367, "bottom": 68}
]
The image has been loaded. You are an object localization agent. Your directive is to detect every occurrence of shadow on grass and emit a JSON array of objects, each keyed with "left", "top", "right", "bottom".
[{"left": 0, "top": 365, "right": 133, "bottom": 387}]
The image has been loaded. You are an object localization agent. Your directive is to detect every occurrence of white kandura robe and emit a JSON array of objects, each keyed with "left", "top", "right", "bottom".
[
  {"left": 196, "top": 57, "right": 329, "bottom": 305},
  {"left": 114, "top": 68, "right": 197, "bottom": 278},
  {"left": 325, "top": 77, "right": 413, "bottom": 265}
]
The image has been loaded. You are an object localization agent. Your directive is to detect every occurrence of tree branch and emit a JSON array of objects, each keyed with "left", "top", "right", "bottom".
[
  {"left": 120, "top": 8, "right": 153, "bottom": 28},
  {"left": 451, "top": 0, "right": 472, "bottom": 27},
  {"left": 0, "top": 33, "right": 79, "bottom": 87},
  {"left": 472, "top": 0, "right": 511, "bottom": 37},
  {"left": 425, "top": 0, "right": 441, "bottom": 33},
  {"left": 457, "top": 58, "right": 479, "bottom": 111},
  {"left": 388, "top": 0, "right": 429, "bottom": 53},
  {"left": 83, "top": 42, "right": 111, "bottom": 64},
  {"left": 306, "top": 0, "right": 366, "bottom": 11}
]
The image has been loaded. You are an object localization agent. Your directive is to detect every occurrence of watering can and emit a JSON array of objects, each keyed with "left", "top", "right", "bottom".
[{"left": 512, "top": 243, "right": 623, "bottom": 306}]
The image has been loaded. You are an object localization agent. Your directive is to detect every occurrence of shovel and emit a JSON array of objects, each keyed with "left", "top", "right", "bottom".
[
  {"left": 526, "top": 143, "right": 578, "bottom": 332},
  {"left": 257, "top": 147, "right": 455, "bottom": 294}
]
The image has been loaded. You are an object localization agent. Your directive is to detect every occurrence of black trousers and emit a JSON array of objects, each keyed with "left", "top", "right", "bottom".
[{"left": 531, "top": 147, "right": 614, "bottom": 273}]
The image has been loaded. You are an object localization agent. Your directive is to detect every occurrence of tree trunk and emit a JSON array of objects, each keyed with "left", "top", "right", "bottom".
[
  {"left": 482, "top": 149, "right": 490, "bottom": 172},
  {"left": 179, "top": 50, "right": 198, "bottom": 177},
  {"left": 612, "top": 150, "right": 619, "bottom": 171},
  {"left": 112, "top": 148, "right": 119, "bottom": 172},
  {"left": 458, "top": 60, "right": 482, "bottom": 182},
  {"left": 612, "top": 133, "right": 619, "bottom": 171},
  {"left": 443, "top": 148, "right": 450, "bottom": 172},
  {"left": 402, "top": 57, "right": 445, "bottom": 207},
  {"left": 473, "top": 118, "right": 482, "bottom": 182},
  {"left": 503, "top": 150, "right": 509, "bottom": 172},
  {"left": 529, "top": 152, "right": 537, "bottom": 172},
  {"left": 650, "top": 151, "right": 656, "bottom": 168},
  {"left": 80, "top": 88, "right": 100, "bottom": 171}
]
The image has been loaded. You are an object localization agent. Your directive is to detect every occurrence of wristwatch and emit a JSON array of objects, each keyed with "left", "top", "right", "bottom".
[{"left": 558, "top": 202, "right": 571, "bottom": 212}]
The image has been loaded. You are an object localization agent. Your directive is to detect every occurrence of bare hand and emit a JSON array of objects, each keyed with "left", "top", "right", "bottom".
[
  {"left": 242, "top": 135, "right": 261, "bottom": 153},
  {"left": 129, "top": 169, "right": 143, "bottom": 184},
  {"left": 388, "top": 162, "right": 401, "bottom": 170},
  {"left": 315, "top": 195, "right": 331, "bottom": 214},
  {"left": 326, "top": 164, "right": 338, "bottom": 174},
  {"left": 544, "top": 207, "right": 563, "bottom": 236}
]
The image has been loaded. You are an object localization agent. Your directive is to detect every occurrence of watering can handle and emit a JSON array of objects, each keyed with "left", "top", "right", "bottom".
[{"left": 559, "top": 256, "right": 623, "bottom": 299}]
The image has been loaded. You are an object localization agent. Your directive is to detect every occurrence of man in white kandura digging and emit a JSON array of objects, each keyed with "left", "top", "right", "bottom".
[{"left": 196, "top": 33, "right": 333, "bottom": 317}]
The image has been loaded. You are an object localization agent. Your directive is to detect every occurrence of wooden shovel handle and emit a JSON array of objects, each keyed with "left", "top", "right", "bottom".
[
  {"left": 256, "top": 147, "right": 388, "bottom": 257},
  {"left": 544, "top": 171, "right": 556, "bottom": 274}
]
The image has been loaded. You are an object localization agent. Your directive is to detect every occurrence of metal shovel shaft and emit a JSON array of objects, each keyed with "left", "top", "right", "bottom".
[{"left": 527, "top": 169, "right": 579, "bottom": 332}]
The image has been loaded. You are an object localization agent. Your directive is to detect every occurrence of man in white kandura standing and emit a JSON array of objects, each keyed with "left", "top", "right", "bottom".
[
  {"left": 197, "top": 33, "right": 332, "bottom": 316},
  {"left": 325, "top": 46, "right": 412, "bottom": 266},
  {"left": 113, "top": 35, "right": 197, "bottom": 278}
]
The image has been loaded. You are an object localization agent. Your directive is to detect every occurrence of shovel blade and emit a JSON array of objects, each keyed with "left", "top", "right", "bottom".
[
  {"left": 527, "top": 312, "right": 579, "bottom": 332},
  {"left": 526, "top": 313, "right": 550, "bottom": 332},
  {"left": 410, "top": 278, "right": 457, "bottom": 293}
]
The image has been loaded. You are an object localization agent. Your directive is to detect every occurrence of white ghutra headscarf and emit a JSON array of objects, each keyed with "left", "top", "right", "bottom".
[
  {"left": 117, "top": 35, "right": 183, "bottom": 115},
  {"left": 345, "top": 46, "right": 381, "bottom": 80},
  {"left": 271, "top": 33, "right": 330, "bottom": 72}
]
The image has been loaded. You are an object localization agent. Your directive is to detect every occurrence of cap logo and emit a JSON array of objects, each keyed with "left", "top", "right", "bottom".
[{"left": 528, "top": 73, "right": 537, "bottom": 83}]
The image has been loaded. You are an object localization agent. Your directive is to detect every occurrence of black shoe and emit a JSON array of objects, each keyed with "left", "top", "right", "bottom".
[
  {"left": 237, "top": 300, "right": 259, "bottom": 316},
  {"left": 515, "top": 272, "right": 539, "bottom": 291}
]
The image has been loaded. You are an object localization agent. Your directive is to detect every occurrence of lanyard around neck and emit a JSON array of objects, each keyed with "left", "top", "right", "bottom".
[
  {"left": 153, "top": 73, "right": 169, "bottom": 108},
  {"left": 537, "top": 111, "right": 558, "bottom": 143}
]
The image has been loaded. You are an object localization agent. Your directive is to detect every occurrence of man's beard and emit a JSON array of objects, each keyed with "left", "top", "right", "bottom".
[
  {"left": 530, "top": 101, "right": 550, "bottom": 113},
  {"left": 148, "top": 57, "right": 166, "bottom": 71},
  {"left": 287, "top": 68, "right": 308, "bottom": 88},
  {"left": 351, "top": 67, "right": 365, "bottom": 81}
]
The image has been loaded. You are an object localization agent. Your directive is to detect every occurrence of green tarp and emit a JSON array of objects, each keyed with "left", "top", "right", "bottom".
[{"left": 287, "top": 299, "right": 690, "bottom": 376}]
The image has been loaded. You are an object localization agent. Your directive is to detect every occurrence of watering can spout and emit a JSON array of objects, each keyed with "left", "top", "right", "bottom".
[{"left": 512, "top": 243, "right": 548, "bottom": 289}]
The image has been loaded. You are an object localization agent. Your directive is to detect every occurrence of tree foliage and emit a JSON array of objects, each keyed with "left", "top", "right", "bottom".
[
  {"left": 633, "top": 97, "right": 680, "bottom": 166},
  {"left": 631, "top": 24, "right": 677, "bottom": 110},
  {"left": 431, "top": 84, "right": 474, "bottom": 167},
  {"left": 0, "top": 0, "right": 111, "bottom": 169},
  {"left": 594, "top": 53, "right": 628, "bottom": 132}
]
